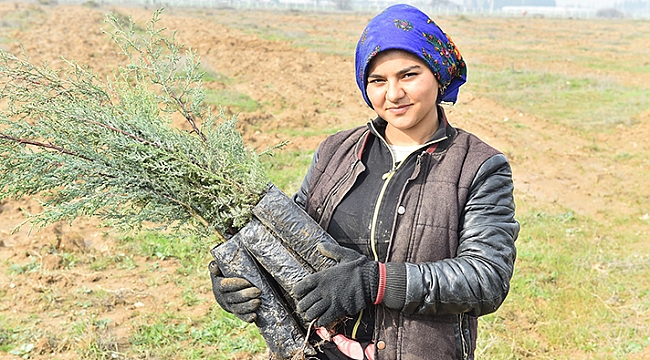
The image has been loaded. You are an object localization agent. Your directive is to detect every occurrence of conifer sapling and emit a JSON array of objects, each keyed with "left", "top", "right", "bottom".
[{"left": 0, "top": 9, "right": 281, "bottom": 245}]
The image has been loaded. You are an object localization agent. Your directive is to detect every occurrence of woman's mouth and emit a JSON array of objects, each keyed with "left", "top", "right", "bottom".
[{"left": 387, "top": 104, "right": 412, "bottom": 115}]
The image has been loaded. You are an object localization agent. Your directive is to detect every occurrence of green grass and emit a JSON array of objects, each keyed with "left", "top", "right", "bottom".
[
  {"left": 0, "top": 229, "right": 264, "bottom": 360},
  {"left": 71, "top": 315, "right": 117, "bottom": 359},
  {"left": 201, "top": 68, "right": 232, "bottom": 84},
  {"left": 0, "top": 320, "right": 34, "bottom": 357},
  {"left": 109, "top": 10, "right": 147, "bottom": 34},
  {"left": 0, "top": 321, "right": 17, "bottom": 353},
  {"left": 586, "top": 59, "right": 650, "bottom": 75},
  {"left": 130, "top": 309, "right": 265, "bottom": 359},
  {"left": 204, "top": 88, "right": 261, "bottom": 113},
  {"left": 468, "top": 67, "right": 650, "bottom": 130},
  {"left": 196, "top": 10, "right": 359, "bottom": 56},
  {"left": 292, "top": 36, "right": 357, "bottom": 56},
  {"left": 271, "top": 125, "right": 348, "bottom": 139},
  {"left": 7, "top": 259, "right": 40, "bottom": 275},
  {"left": 263, "top": 149, "right": 314, "bottom": 195},
  {"left": 118, "top": 232, "right": 216, "bottom": 276},
  {"left": 476, "top": 200, "right": 650, "bottom": 359},
  {"left": 0, "top": 6, "right": 46, "bottom": 30}
]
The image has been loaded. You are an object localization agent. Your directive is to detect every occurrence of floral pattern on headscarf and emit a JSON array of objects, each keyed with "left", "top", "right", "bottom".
[
  {"left": 394, "top": 19, "right": 413, "bottom": 31},
  {"left": 355, "top": 4, "right": 467, "bottom": 106}
]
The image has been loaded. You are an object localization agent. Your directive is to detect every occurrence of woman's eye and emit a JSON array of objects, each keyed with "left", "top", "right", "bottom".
[{"left": 404, "top": 72, "right": 418, "bottom": 78}]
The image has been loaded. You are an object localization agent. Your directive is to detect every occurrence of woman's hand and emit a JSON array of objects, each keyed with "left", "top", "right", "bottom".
[
  {"left": 208, "top": 260, "right": 261, "bottom": 323},
  {"left": 292, "top": 242, "right": 379, "bottom": 328}
]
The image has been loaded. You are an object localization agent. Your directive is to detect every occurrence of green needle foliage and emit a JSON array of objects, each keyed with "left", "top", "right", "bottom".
[{"left": 0, "top": 9, "right": 276, "bottom": 242}]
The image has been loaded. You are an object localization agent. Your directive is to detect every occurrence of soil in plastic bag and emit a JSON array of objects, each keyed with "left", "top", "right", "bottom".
[
  {"left": 211, "top": 184, "right": 340, "bottom": 359},
  {"left": 211, "top": 236, "right": 315, "bottom": 359}
]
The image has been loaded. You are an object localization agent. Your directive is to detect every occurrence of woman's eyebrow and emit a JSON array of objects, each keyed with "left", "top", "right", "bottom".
[
  {"left": 397, "top": 65, "right": 422, "bottom": 75},
  {"left": 368, "top": 65, "right": 422, "bottom": 79}
]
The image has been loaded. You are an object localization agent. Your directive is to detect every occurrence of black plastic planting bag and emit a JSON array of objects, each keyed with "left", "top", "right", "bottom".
[
  {"left": 239, "top": 218, "right": 312, "bottom": 302},
  {"left": 210, "top": 184, "right": 338, "bottom": 359},
  {"left": 250, "top": 185, "right": 338, "bottom": 273},
  {"left": 211, "top": 235, "right": 315, "bottom": 358}
]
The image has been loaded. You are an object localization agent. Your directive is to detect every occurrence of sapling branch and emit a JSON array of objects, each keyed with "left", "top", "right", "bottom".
[
  {"left": 0, "top": 9, "right": 276, "bottom": 243},
  {"left": 168, "top": 89, "right": 207, "bottom": 142},
  {"left": 85, "top": 118, "right": 162, "bottom": 148},
  {"left": 0, "top": 133, "right": 92, "bottom": 161}
]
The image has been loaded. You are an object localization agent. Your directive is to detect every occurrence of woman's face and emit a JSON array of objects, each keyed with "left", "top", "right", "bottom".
[{"left": 366, "top": 50, "right": 440, "bottom": 146}]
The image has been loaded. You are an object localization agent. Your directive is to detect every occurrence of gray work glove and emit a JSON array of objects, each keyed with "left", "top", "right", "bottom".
[
  {"left": 208, "top": 260, "right": 261, "bottom": 323},
  {"left": 292, "top": 242, "right": 379, "bottom": 328}
]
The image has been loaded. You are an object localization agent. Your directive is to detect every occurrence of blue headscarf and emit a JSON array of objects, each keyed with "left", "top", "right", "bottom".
[{"left": 355, "top": 4, "right": 467, "bottom": 107}]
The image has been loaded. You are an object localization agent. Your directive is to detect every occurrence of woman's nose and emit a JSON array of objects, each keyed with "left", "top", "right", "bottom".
[{"left": 385, "top": 81, "right": 405, "bottom": 102}]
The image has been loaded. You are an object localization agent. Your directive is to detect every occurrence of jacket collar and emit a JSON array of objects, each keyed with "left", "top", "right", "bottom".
[{"left": 366, "top": 105, "right": 457, "bottom": 154}]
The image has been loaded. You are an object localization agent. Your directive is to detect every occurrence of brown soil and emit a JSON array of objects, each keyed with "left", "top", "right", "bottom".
[{"left": 0, "top": 2, "right": 648, "bottom": 359}]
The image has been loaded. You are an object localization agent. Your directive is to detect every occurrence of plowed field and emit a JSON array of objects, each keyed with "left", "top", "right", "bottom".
[{"left": 1, "top": 2, "right": 649, "bottom": 359}]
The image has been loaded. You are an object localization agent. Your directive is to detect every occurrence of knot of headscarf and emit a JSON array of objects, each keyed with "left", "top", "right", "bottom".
[{"left": 355, "top": 4, "right": 467, "bottom": 106}]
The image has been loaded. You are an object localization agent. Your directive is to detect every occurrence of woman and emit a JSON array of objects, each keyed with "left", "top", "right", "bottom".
[{"left": 210, "top": 4, "right": 518, "bottom": 359}]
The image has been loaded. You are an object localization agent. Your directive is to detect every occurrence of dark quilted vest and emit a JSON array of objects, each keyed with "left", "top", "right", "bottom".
[{"left": 305, "top": 125, "right": 500, "bottom": 360}]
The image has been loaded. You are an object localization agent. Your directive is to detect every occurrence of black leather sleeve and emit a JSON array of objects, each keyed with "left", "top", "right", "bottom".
[{"left": 402, "top": 154, "right": 519, "bottom": 317}]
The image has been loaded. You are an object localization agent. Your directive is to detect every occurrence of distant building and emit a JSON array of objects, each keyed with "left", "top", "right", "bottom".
[
  {"left": 501, "top": 5, "right": 596, "bottom": 16},
  {"left": 464, "top": 0, "right": 555, "bottom": 11}
]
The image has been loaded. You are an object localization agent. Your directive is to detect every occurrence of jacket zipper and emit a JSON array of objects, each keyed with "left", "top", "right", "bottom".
[
  {"left": 367, "top": 122, "right": 448, "bottom": 262},
  {"left": 368, "top": 122, "right": 401, "bottom": 262},
  {"left": 370, "top": 161, "right": 400, "bottom": 261},
  {"left": 351, "top": 124, "right": 448, "bottom": 338},
  {"left": 459, "top": 313, "right": 469, "bottom": 360},
  {"left": 352, "top": 125, "right": 403, "bottom": 338}
]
